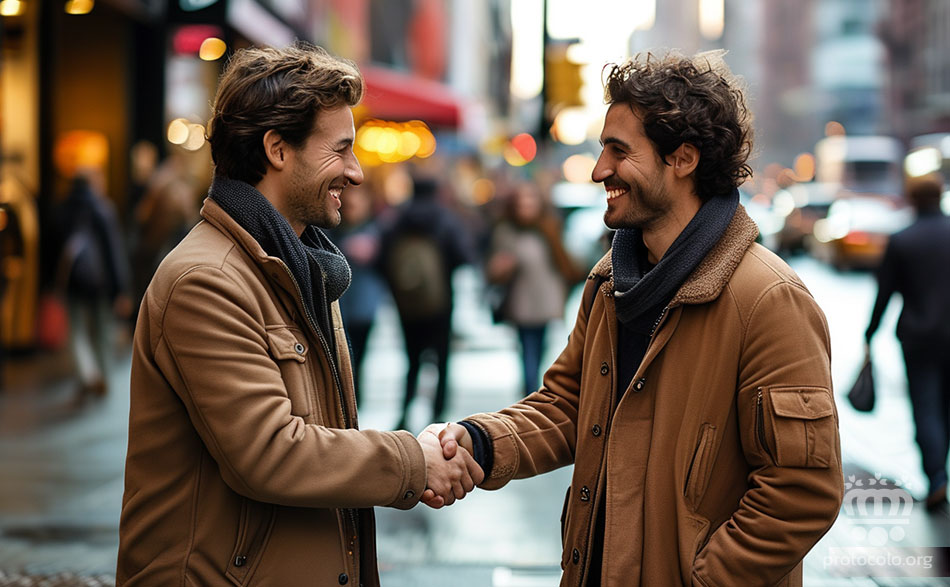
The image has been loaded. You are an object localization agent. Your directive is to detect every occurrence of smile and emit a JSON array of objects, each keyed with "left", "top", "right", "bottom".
[{"left": 606, "top": 186, "right": 628, "bottom": 200}]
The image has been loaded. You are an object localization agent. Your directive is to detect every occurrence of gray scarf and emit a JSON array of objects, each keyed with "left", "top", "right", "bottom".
[
  {"left": 209, "top": 176, "right": 351, "bottom": 340},
  {"left": 612, "top": 189, "right": 739, "bottom": 326}
]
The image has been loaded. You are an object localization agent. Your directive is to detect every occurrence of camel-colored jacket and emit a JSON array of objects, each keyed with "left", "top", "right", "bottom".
[
  {"left": 117, "top": 198, "right": 426, "bottom": 586},
  {"left": 466, "top": 207, "right": 843, "bottom": 586}
]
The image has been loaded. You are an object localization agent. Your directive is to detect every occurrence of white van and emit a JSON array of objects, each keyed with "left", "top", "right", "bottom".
[{"left": 814, "top": 135, "right": 904, "bottom": 198}]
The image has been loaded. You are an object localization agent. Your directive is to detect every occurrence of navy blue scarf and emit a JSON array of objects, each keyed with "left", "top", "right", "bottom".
[{"left": 611, "top": 189, "right": 739, "bottom": 325}]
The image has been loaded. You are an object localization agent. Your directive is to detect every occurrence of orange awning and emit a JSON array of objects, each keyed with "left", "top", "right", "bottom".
[{"left": 360, "top": 65, "right": 463, "bottom": 128}]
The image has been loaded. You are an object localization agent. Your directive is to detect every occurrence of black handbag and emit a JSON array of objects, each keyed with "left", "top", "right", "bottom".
[{"left": 847, "top": 358, "right": 876, "bottom": 412}]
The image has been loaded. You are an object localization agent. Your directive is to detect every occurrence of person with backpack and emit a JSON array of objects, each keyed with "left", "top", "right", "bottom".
[
  {"left": 381, "top": 174, "right": 474, "bottom": 429},
  {"left": 55, "top": 169, "right": 131, "bottom": 397}
]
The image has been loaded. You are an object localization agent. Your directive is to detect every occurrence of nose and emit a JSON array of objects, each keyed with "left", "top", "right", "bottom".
[
  {"left": 345, "top": 151, "right": 364, "bottom": 186},
  {"left": 591, "top": 151, "right": 611, "bottom": 184}
]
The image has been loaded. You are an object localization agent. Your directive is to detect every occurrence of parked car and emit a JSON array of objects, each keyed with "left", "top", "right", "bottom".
[
  {"left": 809, "top": 194, "right": 913, "bottom": 270},
  {"left": 773, "top": 182, "right": 839, "bottom": 254}
]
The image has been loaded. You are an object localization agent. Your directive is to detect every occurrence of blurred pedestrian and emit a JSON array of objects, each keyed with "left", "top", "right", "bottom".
[
  {"left": 486, "top": 181, "right": 584, "bottom": 396},
  {"left": 865, "top": 174, "right": 950, "bottom": 510},
  {"left": 381, "top": 175, "right": 474, "bottom": 429},
  {"left": 328, "top": 182, "right": 386, "bottom": 404},
  {"left": 433, "top": 50, "right": 842, "bottom": 586},
  {"left": 117, "top": 43, "right": 481, "bottom": 587},
  {"left": 54, "top": 169, "right": 131, "bottom": 397},
  {"left": 129, "top": 149, "right": 200, "bottom": 323},
  {"left": 126, "top": 140, "right": 158, "bottom": 231}
]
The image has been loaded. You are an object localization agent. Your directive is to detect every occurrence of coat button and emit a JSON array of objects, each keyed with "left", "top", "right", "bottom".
[
  {"left": 234, "top": 555, "right": 247, "bottom": 567},
  {"left": 572, "top": 548, "right": 580, "bottom": 563},
  {"left": 600, "top": 362, "right": 609, "bottom": 376},
  {"left": 339, "top": 573, "right": 349, "bottom": 584},
  {"left": 591, "top": 424, "right": 601, "bottom": 437},
  {"left": 294, "top": 342, "right": 305, "bottom": 355},
  {"left": 633, "top": 377, "right": 646, "bottom": 392},
  {"left": 403, "top": 490, "right": 415, "bottom": 500},
  {"left": 580, "top": 486, "right": 590, "bottom": 502}
]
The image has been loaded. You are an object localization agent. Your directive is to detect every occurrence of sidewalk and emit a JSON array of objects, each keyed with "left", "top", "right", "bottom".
[{"left": 1, "top": 264, "right": 949, "bottom": 586}]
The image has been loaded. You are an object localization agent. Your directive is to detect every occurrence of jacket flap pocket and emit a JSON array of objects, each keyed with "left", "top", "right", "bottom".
[
  {"left": 265, "top": 327, "right": 307, "bottom": 363},
  {"left": 770, "top": 388, "right": 833, "bottom": 420}
]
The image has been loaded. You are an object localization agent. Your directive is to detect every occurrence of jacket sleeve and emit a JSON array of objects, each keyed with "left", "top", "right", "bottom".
[
  {"left": 155, "top": 265, "right": 426, "bottom": 510},
  {"left": 865, "top": 238, "right": 899, "bottom": 341},
  {"left": 464, "top": 277, "right": 596, "bottom": 489},
  {"left": 692, "top": 281, "right": 844, "bottom": 586}
]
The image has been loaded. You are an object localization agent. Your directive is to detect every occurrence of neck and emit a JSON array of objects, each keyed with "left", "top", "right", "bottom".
[
  {"left": 255, "top": 174, "right": 303, "bottom": 236},
  {"left": 641, "top": 190, "right": 702, "bottom": 264}
]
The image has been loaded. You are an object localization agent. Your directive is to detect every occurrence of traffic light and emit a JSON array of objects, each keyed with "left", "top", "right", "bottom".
[{"left": 545, "top": 44, "right": 584, "bottom": 109}]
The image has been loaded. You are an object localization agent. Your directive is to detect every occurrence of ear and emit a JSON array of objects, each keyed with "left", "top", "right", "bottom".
[
  {"left": 669, "top": 143, "right": 699, "bottom": 179},
  {"left": 263, "top": 129, "right": 287, "bottom": 171}
]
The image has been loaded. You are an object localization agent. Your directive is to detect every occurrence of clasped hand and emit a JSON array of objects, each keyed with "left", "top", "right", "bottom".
[{"left": 417, "top": 423, "right": 483, "bottom": 509}]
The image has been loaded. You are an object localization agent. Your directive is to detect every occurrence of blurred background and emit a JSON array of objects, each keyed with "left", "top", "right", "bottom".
[{"left": 2, "top": 0, "right": 950, "bottom": 585}]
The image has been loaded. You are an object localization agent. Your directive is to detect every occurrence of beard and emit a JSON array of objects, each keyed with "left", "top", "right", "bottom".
[
  {"left": 604, "top": 175, "right": 671, "bottom": 231},
  {"left": 286, "top": 167, "right": 340, "bottom": 230}
]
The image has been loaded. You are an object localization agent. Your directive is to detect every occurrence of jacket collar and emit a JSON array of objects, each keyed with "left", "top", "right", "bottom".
[
  {"left": 592, "top": 204, "right": 759, "bottom": 306},
  {"left": 200, "top": 196, "right": 273, "bottom": 264}
]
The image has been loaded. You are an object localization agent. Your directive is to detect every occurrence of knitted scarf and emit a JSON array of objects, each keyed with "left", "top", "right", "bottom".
[
  {"left": 209, "top": 176, "right": 351, "bottom": 340},
  {"left": 612, "top": 189, "right": 739, "bottom": 326}
]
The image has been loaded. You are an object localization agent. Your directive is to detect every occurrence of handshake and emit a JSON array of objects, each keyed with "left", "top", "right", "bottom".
[{"left": 416, "top": 423, "right": 483, "bottom": 509}]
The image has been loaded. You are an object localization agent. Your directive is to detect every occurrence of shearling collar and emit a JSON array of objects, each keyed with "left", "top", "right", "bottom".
[{"left": 591, "top": 204, "right": 759, "bottom": 306}]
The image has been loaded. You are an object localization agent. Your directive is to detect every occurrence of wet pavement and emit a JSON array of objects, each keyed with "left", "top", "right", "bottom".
[{"left": 2, "top": 258, "right": 950, "bottom": 586}]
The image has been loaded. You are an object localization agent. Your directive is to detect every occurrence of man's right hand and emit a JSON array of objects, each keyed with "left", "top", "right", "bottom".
[
  {"left": 417, "top": 425, "right": 483, "bottom": 509},
  {"left": 438, "top": 423, "right": 473, "bottom": 456}
]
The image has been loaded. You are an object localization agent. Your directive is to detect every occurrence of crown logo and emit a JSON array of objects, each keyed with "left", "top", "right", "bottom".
[{"left": 843, "top": 474, "right": 914, "bottom": 545}]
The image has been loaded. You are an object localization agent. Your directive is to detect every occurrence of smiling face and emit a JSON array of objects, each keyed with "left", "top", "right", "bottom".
[
  {"left": 283, "top": 105, "right": 364, "bottom": 231},
  {"left": 592, "top": 103, "right": 673, "bottom": 231}
]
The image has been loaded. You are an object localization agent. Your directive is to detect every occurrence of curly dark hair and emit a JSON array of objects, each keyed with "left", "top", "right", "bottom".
[
  {"left": 603, "top": 50, "right": 753, "bottom": 201},
  {"left": 208, "top": 42, "right": 363, "bottom": 185}
]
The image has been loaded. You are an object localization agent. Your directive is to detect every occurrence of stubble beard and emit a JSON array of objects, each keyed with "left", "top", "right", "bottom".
[
  {"left": 288, "top": 169, "right": 338, "bottom": 230},
  {"left": 607, "top": 179, "right": 671, "bottom": 231}
]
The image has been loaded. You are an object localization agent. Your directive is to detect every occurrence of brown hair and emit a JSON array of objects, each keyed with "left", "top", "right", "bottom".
[
  {"left": 603, "top": 50, "right": 753, "bottom": 202},
  {"left": 207, "top": 42, "right": 363, "bottom": 185},
  {"left": 906, "top": 174, "right": 944, "bottom": 213}
]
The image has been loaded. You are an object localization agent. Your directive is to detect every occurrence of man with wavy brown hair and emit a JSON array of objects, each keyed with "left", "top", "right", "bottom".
[
  {"left": 117, "top": 43, "right": 481, "bottom": 586},
  {"left": 435, "top": 50, "right": 843, "bottom": 586}
]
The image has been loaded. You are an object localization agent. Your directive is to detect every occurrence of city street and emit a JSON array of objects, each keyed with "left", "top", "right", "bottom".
[{"left": 1, "top": 254, "right": 949, "bottom": 586}]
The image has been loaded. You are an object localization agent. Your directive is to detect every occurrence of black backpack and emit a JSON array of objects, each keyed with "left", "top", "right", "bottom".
[{"left": 385, "top": 233, "right": 449, "bottom": 320}]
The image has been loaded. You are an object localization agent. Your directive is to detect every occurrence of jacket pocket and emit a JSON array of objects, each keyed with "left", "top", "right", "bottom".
[
  {"left": 765, "top": 386, "right": 836, "bottom": 468},
  {"left": 684, "top": 423, "right": 717, "bottom": 510},
  {"left": 559, "top": 485, "right": 572, "bottom": 569},
  {"left": 265, "top": 326, "right": 314, "bottom": 418},
  {"left": 560, "top": 485, "right": 572, "bottom": 547},
  {"left": 225, "top": 498, "right": 276, "bottom": 586}
]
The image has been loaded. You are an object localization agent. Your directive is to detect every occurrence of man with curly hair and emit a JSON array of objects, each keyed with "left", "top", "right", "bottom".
[{"left": 433, "top": 50, "right": 842, "bottom": 585}]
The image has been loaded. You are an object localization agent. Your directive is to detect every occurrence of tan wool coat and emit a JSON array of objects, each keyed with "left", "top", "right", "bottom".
[
  {"left": 117, "top": 198, "right": 427, "bottom": 586},
  {"left": 466, "top": 206, "right": 844, "bottom": 586}
]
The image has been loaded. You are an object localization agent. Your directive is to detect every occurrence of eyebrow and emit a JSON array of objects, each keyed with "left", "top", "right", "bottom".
[{"left": 599, "top": 137, "right": 631, "bottom": 150}]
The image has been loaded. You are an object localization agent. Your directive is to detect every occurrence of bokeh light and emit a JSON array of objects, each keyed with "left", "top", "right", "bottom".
[
  {"left": 353, "top": 119, "right": 437, "bottom": 166},
  {"left": 198, "top": 38, "right": 227, "bottom": 61},
  {"left": 562, "top": 153, "right": 597, "bottom": 183},
  {"left": 0, "top": 0, "right": 24, "bottom": 16},
  {"left": 167, "top": 118, "right": 190, "bottom": 145},
  {"left": 64, "top": 0, "right": 94, "bottom": 14}
]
